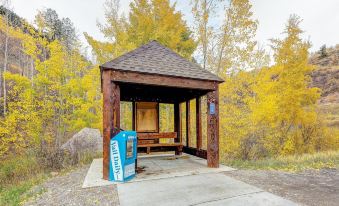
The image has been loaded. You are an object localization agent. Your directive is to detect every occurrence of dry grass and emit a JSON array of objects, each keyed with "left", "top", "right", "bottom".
[
  {"left": 319, "top": 103, "right": 339, "bottom": 128},
  {"left": 225, "top": 150, "right": 339, "bottom": 172}
]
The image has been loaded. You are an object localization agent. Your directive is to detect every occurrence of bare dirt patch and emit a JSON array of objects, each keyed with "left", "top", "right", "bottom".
[
  {"left": 23, "top": 166, "right": 119, "bottom": 206},
  {"left": 225, "top": 169, "right": 339, "bottom": 206}
]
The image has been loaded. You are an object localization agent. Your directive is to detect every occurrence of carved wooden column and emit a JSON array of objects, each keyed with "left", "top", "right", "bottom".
[
  {"left": 102, "top": 70, "right": 120, "bottom": 180},
  {"left": 196, "top": 97, "right": 202, "bottom": 150},
  {"left": 207, "top": 86, "right": 219, "bottom": 168}
]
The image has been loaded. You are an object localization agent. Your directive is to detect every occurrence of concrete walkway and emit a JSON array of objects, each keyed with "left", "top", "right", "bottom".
[
  {"left": 83, "top": 154, "right": 297, "bottom": 205},
  {"left": 117, "top": 173, "right": 297, "bottom": 206}
]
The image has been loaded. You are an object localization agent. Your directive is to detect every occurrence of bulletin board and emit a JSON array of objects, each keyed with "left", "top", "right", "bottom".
[{"left": 135, "top": 102, "right": 159, "bottom": 132}]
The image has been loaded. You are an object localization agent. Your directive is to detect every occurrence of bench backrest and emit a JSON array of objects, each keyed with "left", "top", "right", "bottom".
[{"left": 137, "top": 132, "right": 177, "bottom": 140}]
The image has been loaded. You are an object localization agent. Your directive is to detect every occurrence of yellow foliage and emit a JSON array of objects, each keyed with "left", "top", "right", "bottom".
[
  {"left": 219, "top": 15, "right": 337, "bottom": 160},
  {"left": 86, "top": 0, "right": 196, "bottom": 64},
  {"left": 0, "top": 23, "right": 102, "bottom": 156}
]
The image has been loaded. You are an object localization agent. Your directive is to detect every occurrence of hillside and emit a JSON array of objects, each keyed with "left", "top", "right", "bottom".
[{"left": 310, "top": 45, "right": 339, "bottom": 127}]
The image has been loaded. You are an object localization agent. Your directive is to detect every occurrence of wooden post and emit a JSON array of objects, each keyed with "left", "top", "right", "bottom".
[
  {"left": 102, "top": 70, "right": 112, "bottom": 180},
  {"left": 207, "top": 86, "right": 219, "bottom": 168},
  {"left": 112, "top": 83, "right": 120, "bottom": 135},
  {"left": 186, "top": 100, "right": 190, "bottom": 147},
  {"left": 132, "top": 101, "right": 136, "bottom": 130},
  {"left": 102, "top": 75, "right": 120, "bottom": 180},
  {"left": 174, "top": 102, "right": 182, "bottom": 155},
  {"left": 132, "top": 101, "right": 138, "bottom": 170},
  {"left": 196, "top": 97, "right": 202, "bottom": 150}
]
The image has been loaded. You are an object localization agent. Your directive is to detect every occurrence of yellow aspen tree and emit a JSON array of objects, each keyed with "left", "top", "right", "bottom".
[
  {"left": 251, "top": 15, "right": 320, "bottom": 155},
  {"left": 192, "top": 0, "right": 223, "bottom": 70},
  {"left": 211, "top": 0, "right": 268, "bottom": 75},
  {"left": 86, "top": 0, "right": 196, "bottom": 64}
]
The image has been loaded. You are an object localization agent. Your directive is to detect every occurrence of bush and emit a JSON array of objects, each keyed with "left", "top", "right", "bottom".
[{"left": 35, "top": 147, "right": 65, "bottom": 170}]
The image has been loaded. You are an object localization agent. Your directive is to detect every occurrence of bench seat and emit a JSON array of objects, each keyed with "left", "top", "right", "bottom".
[{"left": 137, "top": 132, "right": 183, "bottom": 154}]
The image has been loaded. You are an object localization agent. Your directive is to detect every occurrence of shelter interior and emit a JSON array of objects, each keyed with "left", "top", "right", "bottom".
[{"left": 118, "top": 82, "right": 212, "bottom": 155}]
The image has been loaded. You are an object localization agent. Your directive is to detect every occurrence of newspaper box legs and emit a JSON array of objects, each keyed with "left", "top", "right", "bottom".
[{"left": 109, "top": 131, "right": 137, "bottom": 182}]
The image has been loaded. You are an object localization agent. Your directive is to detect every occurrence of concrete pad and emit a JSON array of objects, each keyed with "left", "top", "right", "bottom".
[
  {"left": 134, "top": 154, "right": 235, "bottom": 182},
  {"left": 117, "top": 173, "right": 297, "bottom": 206},
  {"left": 82, "top": 154, "right": 235, "bottom": 188},
  {"left": 82, "top": 159, "right": 112, "bottom": 188}
]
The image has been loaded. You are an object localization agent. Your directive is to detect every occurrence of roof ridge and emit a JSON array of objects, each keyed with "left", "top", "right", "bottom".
[
  {"left": 102, "top": 41, "right": 154, "bottom": 67},
  {"left": 153, "top": 41, "right": 222, "bottom": 80}
]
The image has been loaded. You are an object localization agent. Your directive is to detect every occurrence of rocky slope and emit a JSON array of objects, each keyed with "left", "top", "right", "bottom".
[{"left": 310, "top": 45, "right": 339, "bottom": 127}]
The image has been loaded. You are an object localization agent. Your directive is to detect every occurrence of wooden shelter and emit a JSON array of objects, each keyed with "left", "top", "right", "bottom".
[{"left": 100, "top": 40, "right": 224, "bottom": 180}]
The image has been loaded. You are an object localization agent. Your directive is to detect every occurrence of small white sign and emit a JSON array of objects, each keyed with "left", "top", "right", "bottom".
[{"left": 124, "top": 163, "right": 135, "bottom": 178}]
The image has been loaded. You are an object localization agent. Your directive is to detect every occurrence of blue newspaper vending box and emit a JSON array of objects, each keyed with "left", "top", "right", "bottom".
[{"left": 109, "top": 131, "right": 137, "bottom": 182}]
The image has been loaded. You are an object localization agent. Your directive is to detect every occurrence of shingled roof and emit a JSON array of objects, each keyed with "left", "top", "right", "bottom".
[{"left": 101, "top": 40, "right": 223, "bottom": 82}]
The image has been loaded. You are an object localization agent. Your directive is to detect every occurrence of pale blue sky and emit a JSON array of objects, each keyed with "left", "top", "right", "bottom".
[{"left": 7, "top": 0, "right": 339, "bottom": 55}]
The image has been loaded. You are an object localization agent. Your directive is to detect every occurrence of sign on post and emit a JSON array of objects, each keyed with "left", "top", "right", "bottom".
[{"left": 210, "top": 103, "right": 215, "bottom": 115}]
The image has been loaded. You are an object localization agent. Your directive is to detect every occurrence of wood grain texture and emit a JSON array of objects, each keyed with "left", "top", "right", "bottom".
[
  {"left": 207, "top": 86, "right": 219, "bottom": 168},
  {"left": 102, "top": 70, "right": 112, "bottom": 180},
  {"left": 137, "top": 132, "right": 177, "bottom": 139},
  {"left": 112, "top": 82, "right": 120, "bottom": 135},
  {"left": 110, "top": 69, "right": 218, "bottom": 90},
  {"left": 135, "top": 102, "right": 159, "bottom": 133},
  {"left": 102, "top": 78, "right": 120, "bottom": 180}
]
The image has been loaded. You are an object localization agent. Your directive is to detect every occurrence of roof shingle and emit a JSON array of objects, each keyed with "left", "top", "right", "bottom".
[{"left": 101, "top": 40, "right": 223, "bottom": 82}]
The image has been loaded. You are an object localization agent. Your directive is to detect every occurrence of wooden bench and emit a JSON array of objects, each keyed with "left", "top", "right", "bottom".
[{"left": 137, "top": 132, "right": 183, "bottom": 155}]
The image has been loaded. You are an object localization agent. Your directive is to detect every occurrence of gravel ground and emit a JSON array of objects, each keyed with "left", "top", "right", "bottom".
[
  {"left": 225, "top": 168, "right": 339, "bottom": 206},
  {"left": 23, "top": 166, "right": 119, "bottom": 206}
]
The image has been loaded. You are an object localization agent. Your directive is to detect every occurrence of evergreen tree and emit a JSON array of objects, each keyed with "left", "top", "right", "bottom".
[{"left": 319, "top": 44, "right": 327, "bottom": 58}]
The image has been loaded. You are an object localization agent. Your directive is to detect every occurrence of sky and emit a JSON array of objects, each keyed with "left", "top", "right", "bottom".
[{"left": 6, "top": 0, "right": 339, "bottom": 56}]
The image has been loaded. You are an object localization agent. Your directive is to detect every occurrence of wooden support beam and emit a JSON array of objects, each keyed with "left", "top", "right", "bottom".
[
  {"left": 174, "top": 103, "right": 181, "bottom": 142},
  {"left": 105, "top": 69, "right": 221, "bottom": 90},
  {"left": 207, "top": 87, "right": 219, "bottom": 168},
  {"left": 196, "top": 97, "right": 202, "bottom": 149},
  {"left": 102, "top": 70, "right": 112, "bottom": 180},
  {"left": 112, "top": 82, "right": 120, "bottom": 135},
  {"left": 174, "top": 103, "right": 181, "bottom": 155},
  {"left": 186, "top": 100, "right": 190, "bottom": 147},
  {"left": 132, "top": 101, "right": 136, "bottom": 130},
  {"left": 102, "top": 74, "right": 121, "bottom": 180}
]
